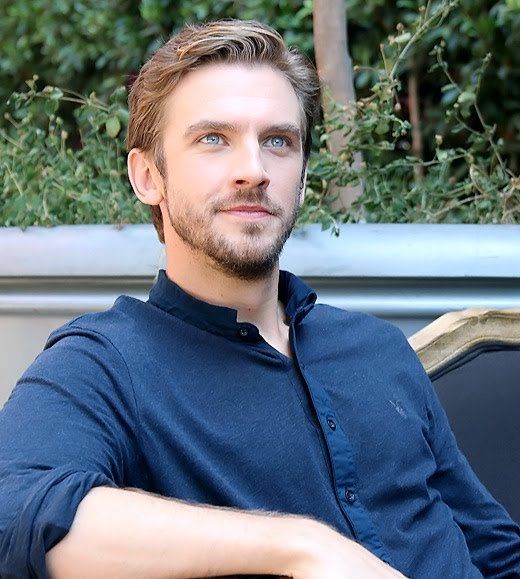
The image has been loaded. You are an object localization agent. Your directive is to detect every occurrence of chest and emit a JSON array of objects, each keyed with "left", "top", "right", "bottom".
[{"left": 131, "top": 350, "right": 434, "bottom": 507}]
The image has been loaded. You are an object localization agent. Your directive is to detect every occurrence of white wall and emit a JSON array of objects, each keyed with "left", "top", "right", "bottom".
[{"left": 2, "top": 223, "right": 520, "bottom": 406}]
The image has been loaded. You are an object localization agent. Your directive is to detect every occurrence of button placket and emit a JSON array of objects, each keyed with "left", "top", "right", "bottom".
[{"left": 288, "top": 310, "right": 393, "bottom": 565}]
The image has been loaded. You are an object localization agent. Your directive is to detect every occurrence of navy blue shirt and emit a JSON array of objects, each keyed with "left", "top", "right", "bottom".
[{"left": 1, "top": 270, "right": 519, "bottom": 578}]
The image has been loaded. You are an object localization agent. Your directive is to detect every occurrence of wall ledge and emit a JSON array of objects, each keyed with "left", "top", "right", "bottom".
[{"left": 1, "top": 223, "right": 519, "bottom": 278}]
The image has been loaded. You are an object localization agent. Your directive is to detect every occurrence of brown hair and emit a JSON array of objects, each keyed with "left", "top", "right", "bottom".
[{"left": 127, "top": 19, "right": 321, "bottom": 243}]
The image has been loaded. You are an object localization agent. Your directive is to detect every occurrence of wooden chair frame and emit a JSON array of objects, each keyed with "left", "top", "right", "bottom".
[{"left": 409, "top": 308, "right": 520, "bottom": 376}]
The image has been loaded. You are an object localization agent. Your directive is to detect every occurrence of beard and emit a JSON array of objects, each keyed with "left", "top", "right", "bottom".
[{"left": 165, "top": 185, "right": 300, "bottom": 281}]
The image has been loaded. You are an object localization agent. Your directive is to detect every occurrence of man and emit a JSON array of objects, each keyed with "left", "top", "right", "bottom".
[{"left": 0, "top": 19, "right": 518, "bottom": 579}]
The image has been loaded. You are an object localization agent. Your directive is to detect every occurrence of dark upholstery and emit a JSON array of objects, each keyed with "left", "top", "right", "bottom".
[{"left": 430, "top": 344, "right": 520, "bottom": 524}]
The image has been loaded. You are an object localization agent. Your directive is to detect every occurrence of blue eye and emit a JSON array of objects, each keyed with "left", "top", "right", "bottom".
[
  {"left": 266, "top": 136, "right": 288, "bottom": 148},
  {"left": 200, "top": 133, "right": 223, "bottom": 145}
]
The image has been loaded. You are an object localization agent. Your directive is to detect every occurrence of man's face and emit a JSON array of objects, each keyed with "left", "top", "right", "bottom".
[{"left": 158, "top": 63, "right": 305, "bottom": 280}]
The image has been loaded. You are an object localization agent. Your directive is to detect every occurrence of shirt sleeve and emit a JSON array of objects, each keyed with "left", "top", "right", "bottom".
[
  {"left": 417, "top": 349, "right": 520, "bottom": 577},
  {"left": 0, "top": 324, "right": 140, "bottom": 578}
]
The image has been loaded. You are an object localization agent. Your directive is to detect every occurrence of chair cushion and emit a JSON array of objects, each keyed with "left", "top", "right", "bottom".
[{"left": 431, "top": 344, "right": 520, "bottom": 523}]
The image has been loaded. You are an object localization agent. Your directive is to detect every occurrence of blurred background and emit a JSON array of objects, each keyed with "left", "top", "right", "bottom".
[{"left": 1, "top": 0, "right": 519, "bottom": 229}]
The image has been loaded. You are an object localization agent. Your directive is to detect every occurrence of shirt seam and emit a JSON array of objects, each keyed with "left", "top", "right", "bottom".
[
  {"left": 67, "top": 322, "right": 145, "bottom": 472},
  {"left": 426, "top": 396, "right": 451, "bottom": 458}
]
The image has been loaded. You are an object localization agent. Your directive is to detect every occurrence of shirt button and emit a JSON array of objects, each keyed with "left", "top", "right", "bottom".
[
  {"left": 238, "top": 327, "right": 249, "bottom": 338},
  {"left": 326, "top": 418, "right": 336, "bottom": 430},
  {"left": 345, "top": 489, "right": 356, "bottom": 503}
]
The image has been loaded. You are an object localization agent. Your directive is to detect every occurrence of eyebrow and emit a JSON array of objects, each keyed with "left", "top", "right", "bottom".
[{"left": 183, "top": 120, "right": 302, "bottom": 143}]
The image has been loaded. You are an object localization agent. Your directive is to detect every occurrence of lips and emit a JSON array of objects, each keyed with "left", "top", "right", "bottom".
[
  {"left": 223, "top": 205, "right": 272, "bottom": 214},
  {"left": 220, "top": 205, "right": 274, "bottom": 220}
]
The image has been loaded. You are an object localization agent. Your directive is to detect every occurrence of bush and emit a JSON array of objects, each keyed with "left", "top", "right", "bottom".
[
  {"left": 0, "top": 0, "right": 314, "bottom": 115},
  {"left": 346, "top": 0, "right": 520, "bottom": 173},
  {"left": 1, "top": 0, "right": 519, "bottom": 229},
  {"left": 0, "top": 82, "right": 147, "bottom": 227},
  {"left": 304, "top": 1, "right": 519, "bottom": 230}
]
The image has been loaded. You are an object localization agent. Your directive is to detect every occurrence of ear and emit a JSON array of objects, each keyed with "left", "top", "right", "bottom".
[
  {"left": 298, "top": 165, "right": 308, "bottom": 208},
  {"left": 127, "top": 148, "right": 165, "bottom": 206}
]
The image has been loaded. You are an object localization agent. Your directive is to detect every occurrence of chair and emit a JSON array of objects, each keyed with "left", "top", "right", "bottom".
[{"left": 409, "top": 308, "right": 520, "bottom": 524}]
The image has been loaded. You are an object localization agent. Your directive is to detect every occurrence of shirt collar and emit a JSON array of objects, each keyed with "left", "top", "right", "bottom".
[{"left": 147, "top": 269, "right": 316, "bottom": 340}]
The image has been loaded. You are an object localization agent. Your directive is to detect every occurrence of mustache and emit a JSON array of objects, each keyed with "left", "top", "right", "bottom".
[{"left": 213, "top": 188, "right": 283, "bottom": 217}]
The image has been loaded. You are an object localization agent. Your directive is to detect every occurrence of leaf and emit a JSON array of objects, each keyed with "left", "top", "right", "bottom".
[
  {"left": 441, "top": 87, "right": 459, "bottom": 106},
  {"left": 49, "top": 87, "right": 64, "bottom": 101},
  {"left": 441, "top": 83, "right": 457, "bottom": 93},
  {"left": 355, "top": 69, "right": 373, "bottom": 89},
  {"left": 457, "top": 91, "right": 476, "bottom": 105},
  {"left": 43, "top": 98, "right": 59, "bottom": 116},
  {"left": 394, "top": 32, "right": 411, "bottom": 44},
  {"left": 105, "top": 117, "right": 121, "bottom": 138}
]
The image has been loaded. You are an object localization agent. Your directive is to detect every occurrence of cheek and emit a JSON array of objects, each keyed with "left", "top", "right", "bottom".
[
  {"left": 172, "top": 155, "right": 229, "bottom": 192},
  {"left": 268, "top": 161, "right": 302, "bottom": 195}
]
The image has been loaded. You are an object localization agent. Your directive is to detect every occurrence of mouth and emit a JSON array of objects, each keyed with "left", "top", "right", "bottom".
[{"left": 220, "top": 205, "right": 274, "bottom": 220}]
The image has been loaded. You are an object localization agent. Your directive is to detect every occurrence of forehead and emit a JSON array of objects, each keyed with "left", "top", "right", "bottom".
[{"left": 163, "top": 62, "right": 303, "bottom": 135}]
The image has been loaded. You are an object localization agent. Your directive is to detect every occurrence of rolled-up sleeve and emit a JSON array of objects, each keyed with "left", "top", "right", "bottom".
[{"left": 0, "top": 324, "right": 139, "bottom": 578}]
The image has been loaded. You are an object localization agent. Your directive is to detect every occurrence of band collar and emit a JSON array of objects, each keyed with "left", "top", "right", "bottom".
[{"left": 147, "top": 269, "right": 317, "bottom": 340}]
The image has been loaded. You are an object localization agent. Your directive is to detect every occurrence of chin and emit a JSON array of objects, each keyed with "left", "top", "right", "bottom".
[{"left": 206, "top": 236, "right": 283, "bottom": 281}]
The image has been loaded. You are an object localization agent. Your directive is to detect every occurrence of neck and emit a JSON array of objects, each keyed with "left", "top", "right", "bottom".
[{"left": 164, "top": 242, "right": 291, "bottom": 356}]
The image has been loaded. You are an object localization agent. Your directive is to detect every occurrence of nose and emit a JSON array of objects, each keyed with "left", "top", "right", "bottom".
[{"left": 230, "top": 140, "right": 270, "bottom": 191}]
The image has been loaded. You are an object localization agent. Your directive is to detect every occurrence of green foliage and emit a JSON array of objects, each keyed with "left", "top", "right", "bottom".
[
  {"left": 0, "top": 0, "right": 317, "bottom": 228},
  {"left": 0, "top": 0, "right": 519, "bottom": 229},
  {"left": 0, "top": 0, "right": 146, "bottom": 114},
  {"left": 0, "top": 80, "right": 147, "bottom": 227},
  {"left": 0, "top": 0, "right": 314, "bottom": 117},
  {"left": 346, "top": 0, "right": 520, "bottom": 172},
  {"left": 307, "top": 0, "right": 519, "bottom": 230}
]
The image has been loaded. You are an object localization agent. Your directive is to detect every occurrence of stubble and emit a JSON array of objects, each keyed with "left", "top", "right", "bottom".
[{"left": 165, "top": 186, "right": 300, "bottom": 281}]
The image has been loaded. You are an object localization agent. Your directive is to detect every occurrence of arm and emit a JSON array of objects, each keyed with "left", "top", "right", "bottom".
[
  {"left": 0, "top": 326, "right": 138, "bottom": 577},
  {"left": 47, "top": 486, "right": 405, "bottom": 579},
  {"left": 46, "top": 485, "right": 300, "bottom": 578}
]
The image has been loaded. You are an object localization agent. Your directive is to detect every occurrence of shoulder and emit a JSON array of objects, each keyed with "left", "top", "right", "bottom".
[
  {"left": 305, "top": 303, "right": 427, "bottom": 383},
  {"left": 305, "top": 304, "right": 432, "bottom": 409},
  {"left": 10, "top": 298, "right": 151, "bottom": 412},
  {"left": 41, "top": 295, "right": 183, "bottom": 384},
  {"left": 45, "top": 295, "right": 156, "bottom": 353},
  {"left": 308, "top": 303, "right": 407, "bottom": 348}
]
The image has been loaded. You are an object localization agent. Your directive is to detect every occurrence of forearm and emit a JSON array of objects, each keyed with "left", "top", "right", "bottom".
[{"left": 45, "top": 486, "right": 316, "bottom": 579}]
